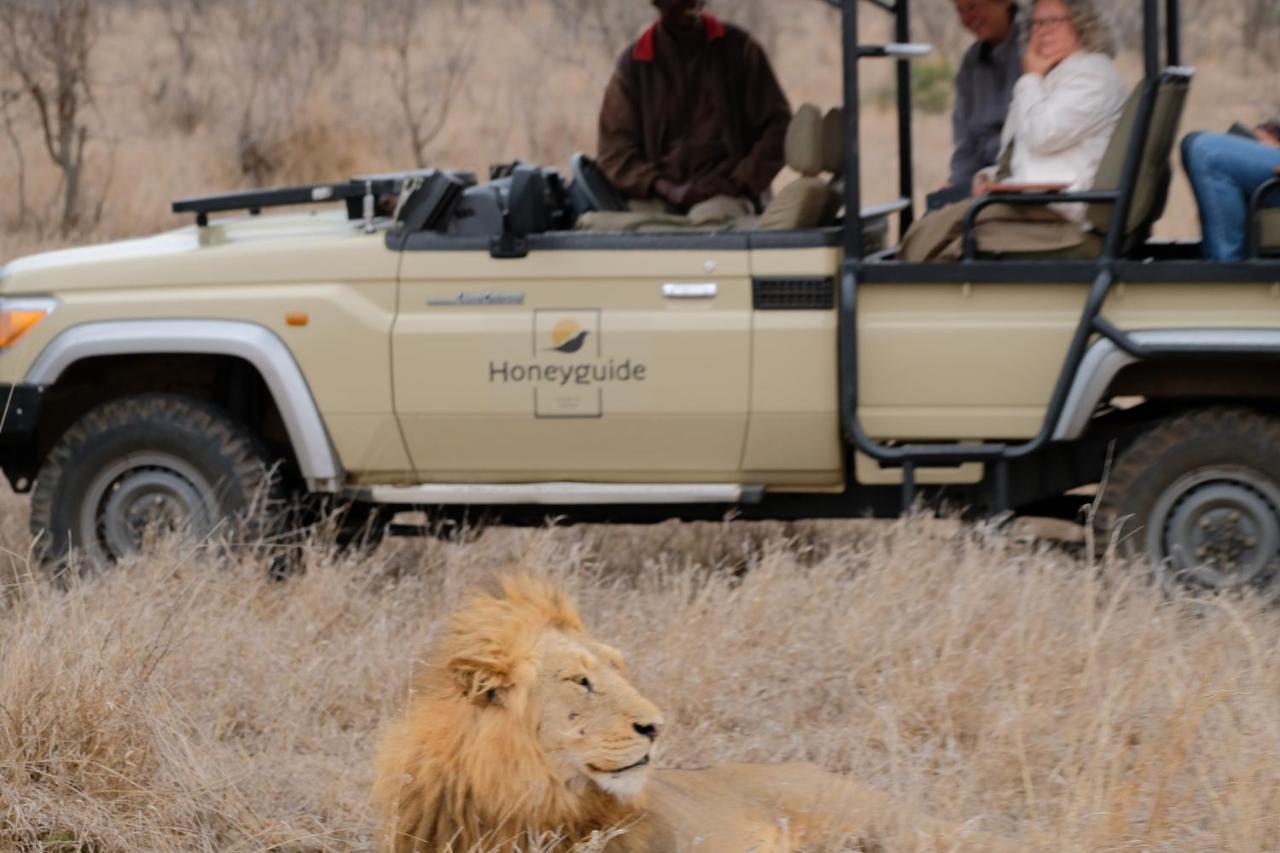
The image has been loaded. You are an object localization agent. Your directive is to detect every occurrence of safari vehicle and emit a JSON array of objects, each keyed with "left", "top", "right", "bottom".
[{"left": 1, "top": 0, "right": 1279, "bottom": 590}]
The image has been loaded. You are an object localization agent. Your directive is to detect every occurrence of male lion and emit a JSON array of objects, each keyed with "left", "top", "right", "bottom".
[{"left": 373, "top": 576, "right": 1008, "bottom": 852}]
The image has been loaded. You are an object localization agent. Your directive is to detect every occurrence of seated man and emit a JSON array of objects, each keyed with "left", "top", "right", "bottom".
[
  {"left": 1181, "top": 121, "right": 1280, "bottom": 261},
  {"left": 945, "top": 0, "right": 1024, "bottom": 197},
  {"left": 596, "top": 0, "right": 791, "bottom": 224}
]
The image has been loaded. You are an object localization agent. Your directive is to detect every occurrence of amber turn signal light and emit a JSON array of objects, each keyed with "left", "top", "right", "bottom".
[{"left": 0, "top": 298, "right": 56, "bottom": 348}]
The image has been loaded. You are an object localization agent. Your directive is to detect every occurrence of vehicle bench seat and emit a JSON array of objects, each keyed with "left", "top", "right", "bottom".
[
  {"left": 950, "top": 68, "right": 1191, "bottom": 262},
  {"left": 575, "top": 102, "right": 842, "bottom": 234}
]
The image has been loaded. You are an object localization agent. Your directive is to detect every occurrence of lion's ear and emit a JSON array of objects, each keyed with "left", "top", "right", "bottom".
[{"left": 449, "top": 657, "right": 513, "bottom": 707}]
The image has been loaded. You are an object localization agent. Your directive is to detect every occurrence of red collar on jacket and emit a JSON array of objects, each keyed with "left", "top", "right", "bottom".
[{"left": 632, "top": 14, "right": 726, "bottom": 62}]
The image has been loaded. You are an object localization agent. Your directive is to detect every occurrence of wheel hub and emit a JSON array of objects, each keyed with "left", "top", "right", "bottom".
[
  {"left": 1150, "top": 468, "right": 1280, "bottom": 590},
  {"left": 80, "top": 453, "right": 218, "bottom": 563}
]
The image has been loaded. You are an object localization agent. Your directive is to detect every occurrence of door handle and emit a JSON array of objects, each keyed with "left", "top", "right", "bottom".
[{"left": 662, "top": 282, "right": 718, "bottom": 299}]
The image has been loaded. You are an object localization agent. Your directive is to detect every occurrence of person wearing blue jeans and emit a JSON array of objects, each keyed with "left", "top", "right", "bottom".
[{"left": 1182, "top": 124, "right": 1280, "bottom": 261}]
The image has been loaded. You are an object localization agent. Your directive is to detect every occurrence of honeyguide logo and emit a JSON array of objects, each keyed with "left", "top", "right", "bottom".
[
  {"left": 488, "top": 309, "right": 650, "bottom": 418},
  {"left": 547, "top": 319, "right": 589, "bottom": 354},
  {"left": 488, "top": 310, "right": 649, "bottom": 386},
  {"left": 488, "top": 359, "right": 648, "bottom": 386}
]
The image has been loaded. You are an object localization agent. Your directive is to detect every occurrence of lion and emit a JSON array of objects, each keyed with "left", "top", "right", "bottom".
[{"left": 373, "top": 576, "right": 1010, "bottom": 852}]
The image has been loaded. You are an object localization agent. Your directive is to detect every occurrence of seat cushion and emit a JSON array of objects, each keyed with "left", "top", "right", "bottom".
[
  {"left": 899, "top": 199, "right": 1089, "bottom": 262},
  {"left": 575, "top": 210, "right": 693, "bottom": 232},
  {"left": 756, "top": 178, "right": 838, "bottom": 231},
  {"left": 687, "top": 195, "right": 754, "bottom": 226}
]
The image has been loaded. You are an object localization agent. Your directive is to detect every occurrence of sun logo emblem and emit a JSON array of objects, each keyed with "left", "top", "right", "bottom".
[{"left": 548, "top": 319, "right": 590, "bottom": 354}]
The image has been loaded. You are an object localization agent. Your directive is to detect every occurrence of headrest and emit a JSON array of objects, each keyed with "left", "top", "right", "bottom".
[
  {"left": 507, "top": 165, "right": 549, "bottom": 237},
  {"left": 822, "top": 107, "right": 844, "bottom": 176},
  {"left": 785, "top": 104, "right": 825, "bottom": 178}
]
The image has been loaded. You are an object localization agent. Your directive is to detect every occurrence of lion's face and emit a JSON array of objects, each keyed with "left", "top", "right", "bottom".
[{"left": 532, "top": 630, "right": 665, "bottom": 800}]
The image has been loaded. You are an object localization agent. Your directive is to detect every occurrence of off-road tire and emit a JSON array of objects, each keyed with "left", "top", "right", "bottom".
[
  {"left": 30, "top": 394, "right": 286, "bottom": 568},
  {"left": 1095, "top": 407, "right": 1280, "bottom": 594}
]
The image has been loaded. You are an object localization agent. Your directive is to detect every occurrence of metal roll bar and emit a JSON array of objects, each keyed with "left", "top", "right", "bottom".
[{"left": 837, "top": 0, "right": 1199, "bottom": 511}]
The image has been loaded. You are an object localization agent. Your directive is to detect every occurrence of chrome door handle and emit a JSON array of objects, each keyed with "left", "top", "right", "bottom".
[{"left": 662, "top": 282, "right": 717, "bottom": 299}]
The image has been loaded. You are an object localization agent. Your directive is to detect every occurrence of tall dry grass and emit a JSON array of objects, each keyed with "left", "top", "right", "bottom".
[
  {"left": 2, "top": 473, "right": 1279, "bottom": 851},
  {"left": 2, "top": 4, "right": 1280, "bottom": 850}
]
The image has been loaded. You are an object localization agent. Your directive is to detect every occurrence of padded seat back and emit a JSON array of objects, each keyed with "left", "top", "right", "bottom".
[
  {"left": 757, "top": 104, "right": 841, "bottom": 231},
  {"left": 822, "top": 106, "right": 845, "bottom": 177},
  {"left": 1263, "top": 208, "right": 1280, "bottom": 255},
  {"left": 784, "top": 103, "right": 826, "bottom": 178},
  {"left": 1086, "top": 68, "right": 1193, "bottom": 250}
]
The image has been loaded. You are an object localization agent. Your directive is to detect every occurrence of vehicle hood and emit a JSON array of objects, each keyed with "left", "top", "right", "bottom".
[{"left": 0, "top": 211, "right": 396, "bottom": 294}]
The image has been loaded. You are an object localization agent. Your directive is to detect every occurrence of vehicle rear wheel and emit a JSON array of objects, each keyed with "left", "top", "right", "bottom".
[
  {"left": 30, "top": 394, "right": 285, "bottom": 568},
  {"left": 1095, "top": 408, "right": 1280, "bottom": 594}
]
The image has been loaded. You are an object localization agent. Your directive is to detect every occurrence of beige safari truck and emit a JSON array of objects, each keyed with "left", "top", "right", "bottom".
[{"left": 2, "top": 0, "right": 1280, "bottom": 591}]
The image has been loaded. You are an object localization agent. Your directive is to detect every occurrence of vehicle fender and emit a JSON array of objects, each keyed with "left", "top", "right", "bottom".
[
  {"left": 24, "top": 319, "right": 343, "bottom": 489},
  {"left": 1054, "top": 328, "right": 1280, "bottom": 441}
]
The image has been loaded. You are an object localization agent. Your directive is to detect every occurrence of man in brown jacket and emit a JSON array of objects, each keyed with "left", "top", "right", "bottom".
[{"left": 597, "top": 0, "right": 791, "bottom": 217}]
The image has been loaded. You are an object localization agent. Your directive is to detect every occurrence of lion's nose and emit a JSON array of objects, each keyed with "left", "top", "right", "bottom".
[{"left": 633, "top": 721, "right": 661, "bottom": 741}]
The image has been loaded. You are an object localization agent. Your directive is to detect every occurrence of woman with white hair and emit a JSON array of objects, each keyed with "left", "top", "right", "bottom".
[{"left": 901, "top": 0, "right": 1128, "bottom": 261}]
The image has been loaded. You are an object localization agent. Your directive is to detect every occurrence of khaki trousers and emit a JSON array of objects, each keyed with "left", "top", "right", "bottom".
[{"left": 899, "top": 198, "right": 1090, "bottom": 262}]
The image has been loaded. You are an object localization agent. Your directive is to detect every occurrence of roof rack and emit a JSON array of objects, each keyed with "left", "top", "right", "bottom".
[{"left": 171, "top": 169, "right": 465, "bottom": 228}]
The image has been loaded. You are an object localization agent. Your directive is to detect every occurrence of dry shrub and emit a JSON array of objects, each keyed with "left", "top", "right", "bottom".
[
  {"left": 1, "top": 498, "right": 1278, "bottom": 851},
  {"left": 252, "top": 99, "right": 376, "bottom": 188},
  {"left": 3, "top": 0, "right": 1278, "bottom": 262}
]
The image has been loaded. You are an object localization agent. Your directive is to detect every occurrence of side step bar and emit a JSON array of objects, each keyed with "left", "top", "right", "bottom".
[{"left": 347, "top": 483, "right": 765, "bottom": 506}]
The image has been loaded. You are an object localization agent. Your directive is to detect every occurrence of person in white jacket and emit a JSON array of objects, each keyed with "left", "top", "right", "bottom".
[{"left": 901, "top": 0, "right": 1128, "bottom": 261}]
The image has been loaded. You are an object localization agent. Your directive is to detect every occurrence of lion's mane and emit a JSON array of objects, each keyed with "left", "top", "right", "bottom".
[{"left": 372, "top": 577, "right": 645, "bottom": 852}]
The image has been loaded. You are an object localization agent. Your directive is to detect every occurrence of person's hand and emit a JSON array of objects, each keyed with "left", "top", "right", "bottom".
[
  {"left": 688, "top": 174, "right": 739, "bottom": 205},
  {"left": 972, "top": 171, "right": 993, "bottom": 197},
  {"left": 1023, "top": 41, "right": 1070, "bottom": 77},
  {"left": 654, "top": 178, "right": 694, "bottom": 208}
]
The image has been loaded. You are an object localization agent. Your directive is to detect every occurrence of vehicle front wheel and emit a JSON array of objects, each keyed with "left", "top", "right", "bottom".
[
  {"left": 1095, "top": 407, "right": 1280, "bottom": 595},
  {"left": 30, "top": 394, "right": 285, "bottom": 567}
]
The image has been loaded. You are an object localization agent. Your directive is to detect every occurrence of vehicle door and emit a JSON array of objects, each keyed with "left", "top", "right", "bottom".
[
  {"left": 391, "top": 234, "right": 752, "bottom": 482},
  {"left": 740, "top": 235, "right": 845, "bottom": 488}
]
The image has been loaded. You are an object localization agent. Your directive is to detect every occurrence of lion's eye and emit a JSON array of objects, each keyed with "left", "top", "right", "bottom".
[{"left": 573, "top": 676, "right": 593, "bottom": 692}]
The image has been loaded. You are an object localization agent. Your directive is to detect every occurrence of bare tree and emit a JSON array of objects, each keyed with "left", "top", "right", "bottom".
[
  {"left": 146, "top": 0, "right": 214, "bottom": 133},
  {"left": 0, "top": 86, "right": 32, "bottom": 230},
  {"left": 1243, "top": 0, "right": 1280, "bottom": 57},
  {"left": 364, "top": 0, "right": 477, "bottom": 169},
  {"left": 0, "top": 0, "right": 102, "bottom": 235},
  {"left": 158, "top": 0, "right": 209, "bottom": 76},
  {"left": 546, "top": 0, "right": 650, "bottom": 64},
  {"left": 209, "top": 0, "right": 350, "bottom": 183}
]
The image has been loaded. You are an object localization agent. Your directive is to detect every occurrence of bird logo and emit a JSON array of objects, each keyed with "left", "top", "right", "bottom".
[{"left": 548, "top": 319, "right": 590, "bottom": 354}]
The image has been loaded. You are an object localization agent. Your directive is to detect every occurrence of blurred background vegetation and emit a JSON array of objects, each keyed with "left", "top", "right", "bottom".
[{"left": 0, "top": 0, "right": 1276, "bottom": 255}]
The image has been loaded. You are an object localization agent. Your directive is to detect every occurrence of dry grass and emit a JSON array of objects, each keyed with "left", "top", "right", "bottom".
[
  {"left": 3, "top": 5, "right": 1280, "bottom": 851},
  {"left": 2, "top": 474, "right": 1279, "bottom": 851}
]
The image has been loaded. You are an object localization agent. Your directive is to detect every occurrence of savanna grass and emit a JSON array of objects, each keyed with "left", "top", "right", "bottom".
[{"left": 1, "top": 481, "right": 1277, "bottom": 851}]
